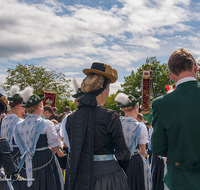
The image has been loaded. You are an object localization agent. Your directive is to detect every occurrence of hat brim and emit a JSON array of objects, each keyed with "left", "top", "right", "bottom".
[
  {"left": 83, "top": 69, "right": 117, "bottom": 83},
  {"left": 21, "top": 95, "right": 45, "bottom": 107},
  {"left": 117, "top": 96, "right": 142, "bottom": 108},
  {"left": 8, "top": 97, "right": 23, "bottom": 101},
  {"left": 0, "top": 99, "right": 7, "bottom": 113},
  {"left": 72, "top": 91, "right": 85, "bottom": 98}
]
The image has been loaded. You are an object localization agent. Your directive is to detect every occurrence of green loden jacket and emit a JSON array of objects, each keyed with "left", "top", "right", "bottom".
[{"left": 151, "top": 80, "right": 200, "bottom": 190}]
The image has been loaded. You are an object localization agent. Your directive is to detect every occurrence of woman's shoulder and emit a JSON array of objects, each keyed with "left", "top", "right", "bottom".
[
  {"left": 97, "top": 106, "right": 116, "bottom": 115},
  {"left": 120, "top": 116, "right": 139, "bottom": 124}
]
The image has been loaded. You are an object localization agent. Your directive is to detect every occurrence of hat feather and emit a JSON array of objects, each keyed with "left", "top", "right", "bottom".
[
  {"left": 72, "top": 76, "right": 80, "bottom": 93},
  {"left": 114, "top": 93, "right": 129, "bottom": 105},
  {"left": 10, "top": 85, "right": 20, "bottom": 97},
  {"left": 18, "top": 86, "right": 34, "bottom": 103}
]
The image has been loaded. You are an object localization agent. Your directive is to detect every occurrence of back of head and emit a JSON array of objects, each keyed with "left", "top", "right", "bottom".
[
  {"left": 52, "top": 107, "right": 57, "bottom": 113},
  {"left": 81, "top": 73, "right": 105, "bottom": 94},
  {"left": 64, "top": 106, "right": 71, "bottom": 112},
  {"left": 44, "top": 104, "right": 53, "bottom": 114},
  {"left": 168, "top": 48, "right": 196, "bottom": 76},
  {"left": 137, "top": 113, "right": 143, "bottom": 122},
  {"left": 0, "top": 93, "right": 8, "bottom": 114}
]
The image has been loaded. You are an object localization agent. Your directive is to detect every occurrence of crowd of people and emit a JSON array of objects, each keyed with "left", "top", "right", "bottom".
[{"left": 0, "top": 48, "right": 199, "bottom": 190}]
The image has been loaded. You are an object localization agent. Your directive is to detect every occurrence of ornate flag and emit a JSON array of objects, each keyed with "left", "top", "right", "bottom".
[
  {"left": 41, "top": 86, "right": 57, "bottom": 107},
  {"left": 142, "top": 68, "right": 153, "bottom": 114}
]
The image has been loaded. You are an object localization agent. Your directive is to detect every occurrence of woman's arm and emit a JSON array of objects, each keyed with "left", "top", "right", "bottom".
[
  {"left": 139, "top": 144, "right": 146, "bottom": 158},
  {"left": 108, "top": 112, "right": 130, "bottom": 170}
]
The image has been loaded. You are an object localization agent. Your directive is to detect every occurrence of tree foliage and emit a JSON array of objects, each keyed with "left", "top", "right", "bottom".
[
  {"left": 2, "top": 63, "right": 72, "bottom": 110},
  {"left": 121, "top": 57, "right": 171, "bottom": 98},
  {"left": 103, "top": 93, "right": 120, "bottom": 113},
  {"left": 56, "top": 99, "right": 77, "bottom": 114}
]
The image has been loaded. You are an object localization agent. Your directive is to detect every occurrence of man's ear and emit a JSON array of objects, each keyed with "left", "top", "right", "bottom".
[{"left": 169, "top": 73, "right": 175, "bottom": 81}]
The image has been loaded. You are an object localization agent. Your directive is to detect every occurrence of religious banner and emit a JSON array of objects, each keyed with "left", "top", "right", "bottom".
[
  {"left": 142, "top": 68, "right": 153, "bottom": 114},
  {"left": 41, "top": 86, "right": 57, "bottom": 107}
]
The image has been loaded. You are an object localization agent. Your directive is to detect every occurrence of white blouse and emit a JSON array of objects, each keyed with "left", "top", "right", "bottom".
[{"left": 27, "top": 114, "right": 60, "bottom": 148}]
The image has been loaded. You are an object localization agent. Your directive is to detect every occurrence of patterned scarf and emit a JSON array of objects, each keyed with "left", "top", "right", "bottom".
[
  {"left": 14, "top": 114, "right": 45, "bottom": 187},
  {"left": 120, "top": 116, "right": 141, "bottom": 156},
  {"left": 1, "top": 114, "right": 22, "bottom": 151}
]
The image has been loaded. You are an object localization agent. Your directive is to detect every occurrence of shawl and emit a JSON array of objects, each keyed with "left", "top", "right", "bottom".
[
  {"left": 14, "top": 114, "right": 45, "bottom": 187},
  {"left": 1, "top": 114, "right": 22, "bottom": 151},
  {"left": 120, "top": 116, "right": 141, "bottom": 156}
]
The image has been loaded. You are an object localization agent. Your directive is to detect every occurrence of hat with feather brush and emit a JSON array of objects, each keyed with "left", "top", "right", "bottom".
[
  {"left": 114, "top": 92, "right": 141, "bottom": 108},
  {"left": 19, "top": 86, "right": 45, "bottom": 107},
  {"left": 8, "top": 85, "right": 23, "bottom": 101},
  {"left": 72, "top": 76, "right": 85, "bottom": 98}
]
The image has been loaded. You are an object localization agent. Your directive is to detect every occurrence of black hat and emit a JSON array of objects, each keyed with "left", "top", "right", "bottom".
[
  {"left": 0, "top": 93, "right": 8, "bottom": 113},
  {"left": 83, "top": 62, "right": 118, "bottom": 83},
  {"left": 115, "top": 92, "right": 141, "bottom": 108},
  {"left": 72, "top": 88, "right": 85, "bottom": 98},
  {"left": 8, "top": 85, "right": 23, "bottom": 101},
  {"left": 19, "top": 86, "right": 45, "bottom": 108}
]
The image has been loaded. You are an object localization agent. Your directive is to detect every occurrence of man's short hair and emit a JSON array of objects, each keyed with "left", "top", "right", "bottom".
[
  {"left": 168, "top": 48, "right": 197, "bottom": 76},
  {"left": 52, "top": 107, "right": 57, "bottom": 112},
  {"left": 44, "top": 104, "right": 53, "bottom": 114},
  {"left": 137, "top": 113, "right": 143, "bottom": 121},
  {"left": 64, "top": 106, "right": 71, "bottom": 112}
]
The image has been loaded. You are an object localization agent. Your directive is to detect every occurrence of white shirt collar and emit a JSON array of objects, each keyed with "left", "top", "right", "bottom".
[{"left": 176, "top": 77, "right": 196, "bottom": 87}]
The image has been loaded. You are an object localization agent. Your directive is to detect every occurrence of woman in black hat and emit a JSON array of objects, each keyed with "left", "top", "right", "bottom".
[
  {"left": 0, "top": 93, "right": 18, "bottom": 190},
  {"left": 115, "top": 93, "right": 151, "bottom": 190},
  {"left": 1, "top": 85, "right": 25, "bottom": 167},
  {"left": 13, "top": 86, "right": 63, "bottom": 190},
  {"left": 64, "top": 62, "right": 130, "bottom": 190}
]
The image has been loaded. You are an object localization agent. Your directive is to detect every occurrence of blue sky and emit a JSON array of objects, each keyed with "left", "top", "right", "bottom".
[{"left": 1, "top": 0, "right": 200, "bottom": 96}]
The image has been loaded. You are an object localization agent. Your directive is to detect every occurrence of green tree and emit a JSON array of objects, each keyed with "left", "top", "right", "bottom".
[
  {"left": 197, "top": 62, "right": 200, "bottom": 83},
  {"left": 121, "top": 57, "right": 171, "bottom": 98},
  {"left": 103, "top": 93, "right": 120, "bottom": 113},
  {"left": 56, "top": 99, "right": 77, "bottom": 114},
  {"left": 2, "top": 63, "right": 72, "bottom": 110}
]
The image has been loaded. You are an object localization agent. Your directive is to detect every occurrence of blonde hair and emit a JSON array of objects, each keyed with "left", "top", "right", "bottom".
[
  {"left": 81, "top": 73, "right": 105, "bottom": 93},
  {"left": 25, "top": 101, "right": 41, "bottom": 113},
  {"left": 51, "top": 119, "right": 59, "bottom": 126},
  {"left": 121, "top": 102, "right": 139, "bottom": 112}
]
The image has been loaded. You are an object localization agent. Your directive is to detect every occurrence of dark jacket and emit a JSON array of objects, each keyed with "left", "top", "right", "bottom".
[{"left": 151, "top": 80, "right": 200, "bottom": 190}]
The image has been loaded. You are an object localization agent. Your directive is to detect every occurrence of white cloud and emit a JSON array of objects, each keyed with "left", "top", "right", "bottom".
[
  {"left": 110, "top": 81, "right": 123, "bottom": 95},
  {"left": 0, "top": 0, "right": 199, "bottom": 74},
  {"left": 0, "top": 73, "right": 7, "bottom": 94}
]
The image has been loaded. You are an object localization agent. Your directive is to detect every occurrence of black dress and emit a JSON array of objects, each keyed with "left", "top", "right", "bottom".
[
  {"left": 0, "top": 136, "right": 18, "bottom": 190},
  {"left": 151, "top": 154, "right": 165, "bottom": 190},
  {"left": 65, "top": 106, "right": 130, "bottom": 190},
  {"left": 13, "top": 134, "right": 62, "bottom": 190}
]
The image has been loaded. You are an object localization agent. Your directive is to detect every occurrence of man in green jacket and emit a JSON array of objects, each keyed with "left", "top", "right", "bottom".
[{"left": 151, "top": 48, "right": 200, "bottom": 190}]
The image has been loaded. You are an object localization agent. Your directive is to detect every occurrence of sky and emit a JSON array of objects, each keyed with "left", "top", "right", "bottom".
[{"left": 1, "top": 0, "right": 200, "bottom": 96}]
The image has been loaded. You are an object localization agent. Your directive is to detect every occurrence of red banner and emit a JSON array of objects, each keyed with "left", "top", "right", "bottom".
[
  {"left": 43, "top": 91, "right": 57, "bottom": 107},
  {"left": 142, "top": 70, "right": 151, "bottom": 114}
]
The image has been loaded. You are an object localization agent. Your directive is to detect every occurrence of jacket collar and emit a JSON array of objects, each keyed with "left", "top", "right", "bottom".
[{"left": 176, "top": 77, "right": 196, "bottom": 87}]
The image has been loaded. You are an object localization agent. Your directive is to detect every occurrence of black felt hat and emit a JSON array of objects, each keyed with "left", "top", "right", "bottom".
[
  {"left": 83, "top": 62, "right": 118, "bottom": 83},
  {"left": 0, "top": 93, "right": 8, "bottom": 113}
]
